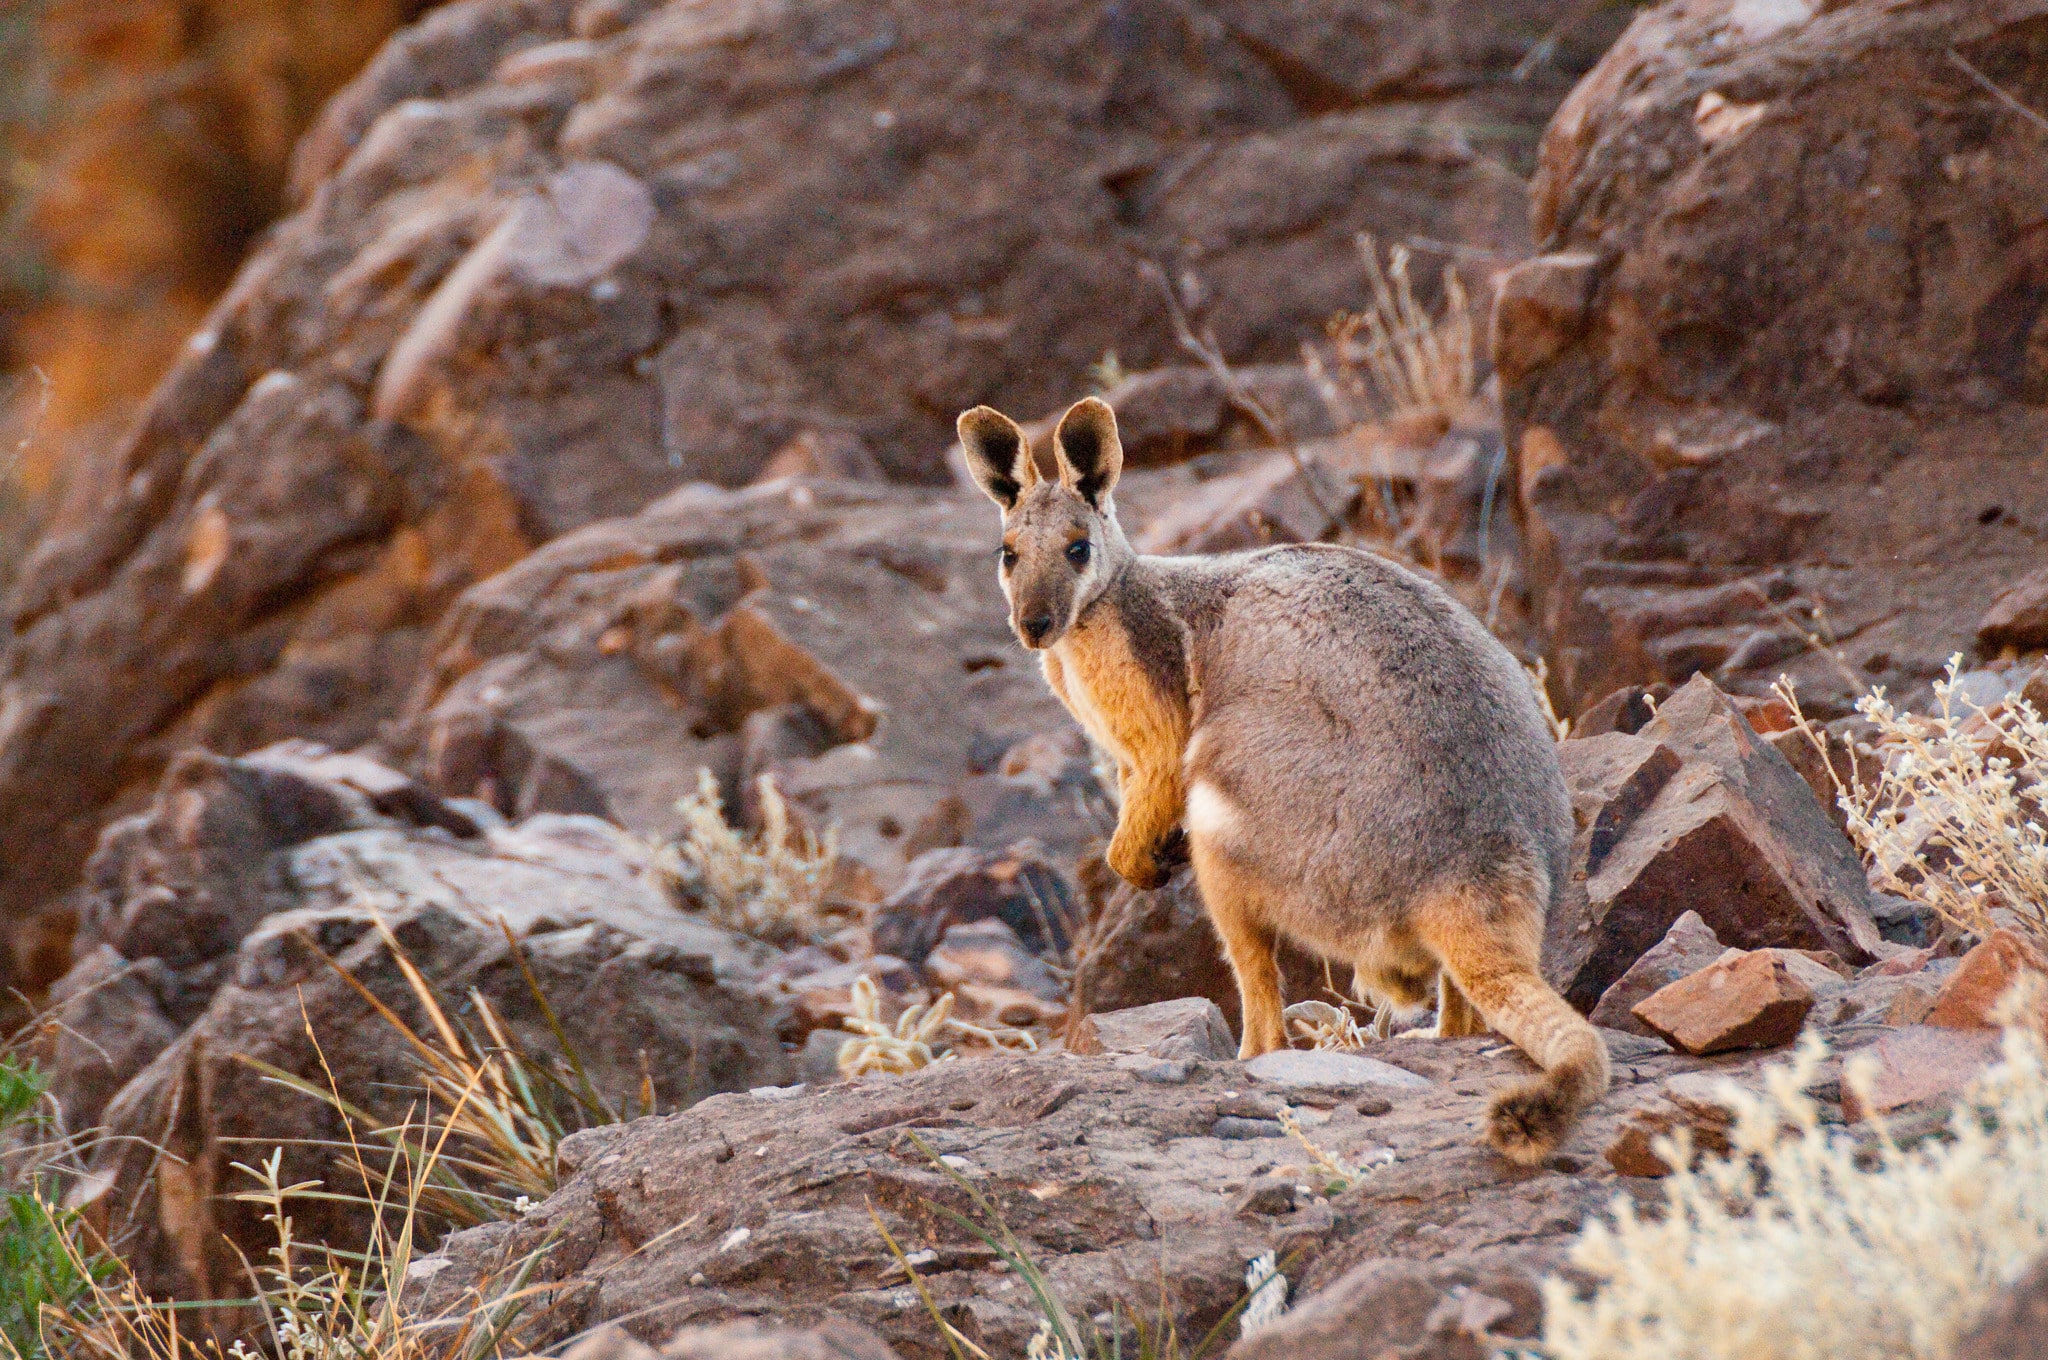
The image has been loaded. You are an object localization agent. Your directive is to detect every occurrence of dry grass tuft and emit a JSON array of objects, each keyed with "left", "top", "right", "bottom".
[
  {"left": 652, "top": 769, "right": 843, "bottom": 947},
  {"left": 835, "top": 976, "right": 1037, "bottom": 1079},
  {"left": 1304, "top": 235, "right": 1479, "bottom": 433},
  {"left": 1535, "top": 1024, "right": 2048, "bottom": 1360},
  {"left": 1778, "top": 656, "right": 2047, "bottom": 949},
  {"left": 1282, "top": 1000, "right": 1387, "bottom": 1051}
]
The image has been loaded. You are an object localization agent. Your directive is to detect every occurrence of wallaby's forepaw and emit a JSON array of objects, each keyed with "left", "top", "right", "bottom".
[
  {"left": 1484, "top": 1077, "right": 1576, "bottom": 1167},
  {"left": 1107, "top": 831, "right": 1175, "bottom": 890}
]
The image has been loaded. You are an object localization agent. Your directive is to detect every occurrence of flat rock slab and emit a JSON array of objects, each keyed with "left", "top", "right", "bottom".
[
  {"left": 1244, "top": 1048, "right": 1435, "bottom": 1091},
  {"left": 1842, "top": 1026, "right": 2006, "bottom": 1122}
]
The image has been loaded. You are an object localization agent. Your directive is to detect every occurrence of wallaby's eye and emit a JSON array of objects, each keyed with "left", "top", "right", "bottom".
[
  {"left": 1066, "top": 540, "right": 1091, "bottom": 568},
  {"left": 998, "top": 545, "right": 1018, "bottom": 570}
]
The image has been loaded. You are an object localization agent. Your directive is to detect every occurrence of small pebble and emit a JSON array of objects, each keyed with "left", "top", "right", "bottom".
[
  {"left": 1213, "top": 1115, "right": 1287, "bottom": 1140},
  {"left": 1356, "top": 1095, "right": 1394, "bottom": 1116}
]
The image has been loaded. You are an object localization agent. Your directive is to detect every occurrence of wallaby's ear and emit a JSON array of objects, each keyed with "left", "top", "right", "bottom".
[
  {"left": 1052, "top": 397, "right": 1122, "bottom": 508},
  {"left": 957, "top": 406, "right": 1037, "bottom": 510}
]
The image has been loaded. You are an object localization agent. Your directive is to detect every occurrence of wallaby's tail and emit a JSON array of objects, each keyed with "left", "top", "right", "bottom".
[{"left": 1415, "top": 885, "right": 1611, "bottom": 1165}]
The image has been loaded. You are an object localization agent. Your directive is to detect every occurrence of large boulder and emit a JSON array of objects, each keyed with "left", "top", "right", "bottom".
[
  {"left": 36, "top": 742, "right": 791, "bottom": 1305},
  {"left": 0, "top": 0, "right": 1623, "bottom": 995},
  {"left": 1499, "top": 0, "right": 2048, "bottom": 718}
]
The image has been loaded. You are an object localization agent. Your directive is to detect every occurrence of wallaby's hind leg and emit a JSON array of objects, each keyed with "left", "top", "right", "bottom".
[
  {"left": 1436, "top": 975, "right": 1488, "bottom": 1038},
  {"left": 1413, "top": 886, "right": 1611, "bottom": 1165},
  {"left": 1190, "top": 842, "right": 1286, "bottom": 1058}
]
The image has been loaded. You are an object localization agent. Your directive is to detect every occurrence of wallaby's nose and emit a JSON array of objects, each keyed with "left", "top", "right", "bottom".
[{"left": 1021, "top": 612, "right": 1054, "bottom": 644}]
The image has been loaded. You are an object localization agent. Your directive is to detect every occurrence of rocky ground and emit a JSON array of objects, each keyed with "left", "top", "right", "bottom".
[{"left": 5, "top": 0, "right": 2048, "bottom": 1356}]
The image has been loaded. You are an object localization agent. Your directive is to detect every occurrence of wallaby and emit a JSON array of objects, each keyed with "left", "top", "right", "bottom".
[{"left": 957, "top": 396, "right": 1609, "bottom": 1164}]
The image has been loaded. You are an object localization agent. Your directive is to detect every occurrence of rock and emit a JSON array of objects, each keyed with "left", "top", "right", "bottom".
[
  {"left": 407, "top": 1031, "right": 1738, "bottom": 1355},
  {"left": 0, "top": 0, "right": 1624, "bottom": 990},
  {"left": 873, "top": 844, "right": 1078, "bottom": 968},
  {"left": 1507, "top": 0, "right": 2048, "bottom": 719},
  {"left": 398, "top": 482, "right": 1110, "bottom": 890},
  {"left": 1227, "top": 1255, "right": 1546, "bottom": 1360},
  {"left": 780, "top": 957, "right": 926, "bottom": 1045},
  {"left": 1068, "top": 998, "right": 1236, "bottom": 1063},
  {"left": 1979, "top": 566, "right": 2048, "bottom": 653},
  {"left": 1130, "top": 450, "right": 1347, "bottom": 555},
  {"left": 1630, "top": 950, "right": 1815, "bottom": 1056},
  {"left": 1545, "top": 675, "right": 1882, "bottom": 1012},
  {"left": 1603, "top": 1072, "right": 1735, "bottom": 1177},
  {"left": 559, "top": 1326, "right": 660, "bottom": 1360},
  {"left": 1588, "top": 910, "right": 1724, "bottom": 1036},
  {"left": 924, "top": 920, "right": 1064, "bottom": 1003},
  {"left": 1841, "top": 1026, "right": 2005, "bottom": 1123},
  {"left": 1568, "top": 683, "right": 1671, "bottom": 740},
  {"left": 1926, "top": 930, "right": 2048, "bottom": 1032},
  {"left": 662, "top": 1318, "right": 905, "bottom": 1360},
  {"left": 1953, "top": 1253, "right": 2048, "bottom": 1360},
  {"left": 45, "top": 745, "right": 790, "bottom": 1304},
  {"left": 1244, "top": 1049, "right": 1434, "bottom": 1092}
]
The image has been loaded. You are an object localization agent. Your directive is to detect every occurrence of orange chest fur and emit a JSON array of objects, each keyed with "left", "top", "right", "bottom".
[{"left": 1042, "top": 613, "right": 1189, "bottom": 773}]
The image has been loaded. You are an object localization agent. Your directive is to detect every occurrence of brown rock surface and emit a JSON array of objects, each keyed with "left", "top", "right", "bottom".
[
  {"left": 1630, "top": 949, "right": 1815, "bottom": 1056},
  {"left": 1068, "top": 998, "right": 1236, "bottom": 1062},
  {"left": 37, "top": 742, "right": 791, "bottom": 1305},
  {"left": 1925, "top": 929, "right": 2048, "bottom": 1031},
  {"left": 409, "top": 1034, "right": 1794, "bottom": 1357},
  {"left": 1503, "top": 0, "right": 2048, "bottom": 718},
  {"left": 395, "top": 479, "right": 1102, "bottom": 886},
  {"left": 1841, "top": 1025, "right": 2006, "bottom": 1122},
  {"left": 1546, "top": 675, "right": 1881, "bottom": 1011},
  {"left": 1588, "top": 909, "right": 1723, "bottom": 1036},
  {"left": 1954, "top": 1253, "right": 2048, "bottom": 1360},
  {"left": 1979, "top": 565, "right": 2048, "bottom": 653},
  {"left": 0, "top": 0, "right": 1626, "bottom": 993},
  {"left": 1602, "top": 1071, "right": 1734, "bottom": 1177}
]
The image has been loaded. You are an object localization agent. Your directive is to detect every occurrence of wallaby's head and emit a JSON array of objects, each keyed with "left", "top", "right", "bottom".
[{"left": 957, "top": 396, "right": 1131, "bottom": 651}]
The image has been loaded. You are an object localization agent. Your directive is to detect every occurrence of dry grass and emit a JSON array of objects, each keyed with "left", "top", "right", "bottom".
[
  {"left": 1534, "top": 1022, "right": 2048, "bottom": 1360},
  {"left": 1282, "top": 1000, "right": 1387, "bottom": 1051},
  {"left": 1778, "top": 656, "right": 2047, "bottom": 950},
  {"left": 651, "top": 769, "right": 844, "bottom": 947},
  {"left": 249, "top": 918, "right": 637, "bottom": 1230},
  {"left": 1304, "top": 235, "right": 1479, "bottom": 433},
  {"left": 835, "top": 976, "right": 1037, "bottom": 1079}
]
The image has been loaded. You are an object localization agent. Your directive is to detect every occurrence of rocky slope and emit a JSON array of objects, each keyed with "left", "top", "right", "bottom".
[
  {"left": 1496, "top": 0, "right": 2048, "bottom": 717},
  {"left": 0, "top": 0, "right": 1626, "bottom": 1000}
]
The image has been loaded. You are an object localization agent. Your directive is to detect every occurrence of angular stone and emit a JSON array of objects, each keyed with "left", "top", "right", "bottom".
[
  {"left": 871, "top": 843, "right": 1077, "bottom": 968},
  {"left": 1557, "top": 732, "right": 1683, "bottom": 881},
  {"left": 1546, "top": 676, "right": 1882, "bottom": 1012},
  {"left": 1604, "top": 1073, "right": 1736, "bottom": 1177},
  {"left": 1068, "top": 998, "right": 1234, "bottom": 1063},
  {"left": 1569, "top": 683, "right": 1671, "bottom": 739},
  {"left": 923, "top": 918, "right": 1063, "bottom": 1002},
  {"left": 1631, "top": 950, "right": 1816, "bottom": 1056},
  {"left": 1926, "top": 929, "right": 2048, "bottom": 1031},
  {"left": 1978, "top": 565, "right": 2048, "bottom": 651},
  {"left": 1841, "top": 1026, "right": 2004, "bottom": 1122},
  {"left": 1589, "top": 910, "right": 1724, "bottom": 1036},
  {"left": 1244, "top": 1048, "right": 1434, "bottom": 1091},
  {"left": 1491, "top": 250, "right": 1600, "bottom": 386}
]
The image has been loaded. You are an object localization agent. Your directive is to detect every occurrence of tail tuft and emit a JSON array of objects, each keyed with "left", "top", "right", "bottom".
[{"left": 1485, "top": 1075, "right": 1579, "bottom": 1166}]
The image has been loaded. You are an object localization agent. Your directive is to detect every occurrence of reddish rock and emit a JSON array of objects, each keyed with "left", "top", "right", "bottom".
[
  {"left": 1068, "top": 998, "right": 1236, "bottom": 1062},
  {"left": 1546, "top": 676, "right": 1882, "bottom": 1011},
  {"left": 1569, "top": 683, "right": 1671, "bottom": 739},
  {"left": 1841, "top": 1026, "right": 2005, "bottom": 1123},
  {"left": 1953, "top": 1253, "right": 2048, "bottom": 1360},
  {"left": 1589, "top": 909, "right": 1724, "bottom": 1036},
  {"left": 1506, "top": 0, "right": 2048, "bottom": 718},
  {"left": 1604, "top": 1072, "right": 1735, "bottom": 1177},
  {"left": 924, "top": 920, "right": 1063, "bottom": 1003},
  {"left": 872, "top": 844, "right": 1078, "bottom": 969},
  {"left": 1630, "top": 950, "right": 1815, "bottom": 1056},
  {"left": 663, "top": 1319, "right": 905, "bottom": 1360},
  {"left": 1926, "top": 930, "right": 2048, "bottom": 1032},
  {"left": 1979, "top": 566, "right": 2048, "bottom": 652}
]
